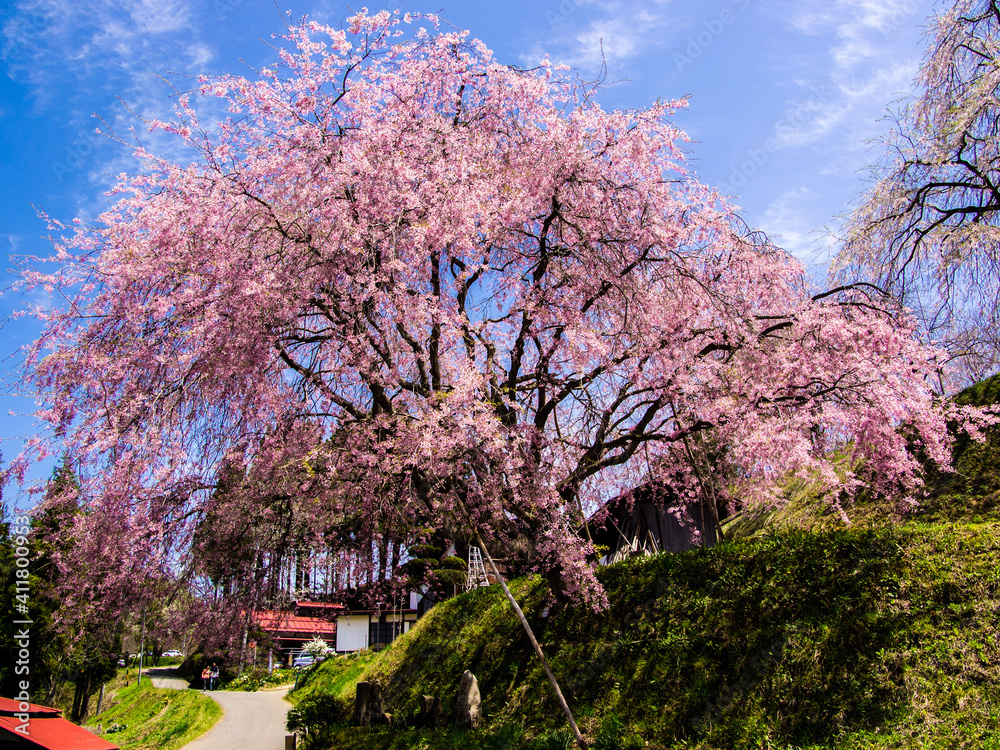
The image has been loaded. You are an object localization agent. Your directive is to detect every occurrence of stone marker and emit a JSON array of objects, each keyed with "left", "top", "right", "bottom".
[
  {"left": 354, "top": 681, "right": 371, "bottom": 726},
  {"left": 418, "top": 695, "right": 443, "bottom": 729},
  {"left": 368, "top": 680, "right": 388, "bottom": 726},
  {"left": 356, "top": 679, "right": 390, "bottom": 726},
  {"left": 457, "top": 670, "right": 481, "bottom": 729}
]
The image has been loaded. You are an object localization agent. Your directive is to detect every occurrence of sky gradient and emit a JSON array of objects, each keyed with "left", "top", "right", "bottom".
[{"left": 0, "top": 0, "right": 940, "bottom": 501}]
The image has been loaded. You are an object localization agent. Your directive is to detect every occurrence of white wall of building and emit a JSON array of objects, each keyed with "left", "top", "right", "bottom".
[{"left": 336, "top": 615, "right": 370, "bottom": 652}]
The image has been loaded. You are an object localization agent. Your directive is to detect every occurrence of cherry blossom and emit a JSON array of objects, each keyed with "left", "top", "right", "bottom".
[{"left": 6, "top": 11, "right": 974, "bottom": 617}]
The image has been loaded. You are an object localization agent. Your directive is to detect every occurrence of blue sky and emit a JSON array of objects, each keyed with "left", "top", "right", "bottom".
[{"left": 0, "top": 0, "right": 938, "bottom": 503}]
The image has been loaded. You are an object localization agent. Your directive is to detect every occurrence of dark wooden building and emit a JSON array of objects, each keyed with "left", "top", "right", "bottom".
[{"left": 587, "top": 483, "right": 724, "bottom": 565}]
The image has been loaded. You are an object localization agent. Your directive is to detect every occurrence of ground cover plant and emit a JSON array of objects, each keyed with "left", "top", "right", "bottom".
[
  {"left": 87, "top": 675, "right": 222, "bottom": 750},
  {"left": 222, "top": 666, "right": 296, "bottom": 692},
  {"left": 288, "top": 521, "right": 1000, "bottom": 749}
]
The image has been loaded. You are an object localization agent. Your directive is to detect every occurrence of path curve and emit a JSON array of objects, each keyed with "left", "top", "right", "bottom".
[
  {"left": 144, "top": 668, "right": 293, "bottom": 750},
  {"left": 146, "top": 667, "right": 190, "bottom": 690}
]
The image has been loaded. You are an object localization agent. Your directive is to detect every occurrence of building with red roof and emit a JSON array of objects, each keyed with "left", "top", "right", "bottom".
[
  {"left": 253, "top": 597, "right": 426, "bottom": 660},
  {"left": 0, "top": 696, "right": 118, "bottom": 750},
  {"left": 252, "top": 600, "right": 343, "bottom": 658}
]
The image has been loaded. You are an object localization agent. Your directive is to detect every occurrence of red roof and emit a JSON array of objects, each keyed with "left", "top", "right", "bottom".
[
  {"left": 254, "top": 610, "right": 337, "bottom": 636},
  {"left": 0, "top": 698, "right": 118, "bottom": 750},
  {"left": 0, "top": 697, "right": 61, "bottom": 717},
  {"left": 295, "top": 600, "right": 345, "bottom": 609}
]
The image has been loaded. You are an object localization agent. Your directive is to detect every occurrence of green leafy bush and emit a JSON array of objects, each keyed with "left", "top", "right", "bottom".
[
  {"left": 408, "top": 544, "right": 444, "bottom": 560},
  {"left": 286, "top": 692, "right": 349, "bottom": 740},
  {"left": 439, "top": 556, "right": 468, "bottom": 571},
  {"left": 435, "top": 568, "right": 468, "bottom": 587},
  {"left": 222, "top": 666, "right": 295, "bottom": 691}
]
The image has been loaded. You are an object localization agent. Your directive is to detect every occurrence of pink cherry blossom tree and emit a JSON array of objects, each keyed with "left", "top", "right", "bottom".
[
  {"left": 7, "top": 10, "right": 971, "bottom": 676},
  {"left": 835, "top": 0, "right": 1000, "bottom": 382}
]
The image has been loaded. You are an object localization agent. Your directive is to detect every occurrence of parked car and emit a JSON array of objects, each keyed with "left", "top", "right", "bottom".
[
  {"left": 291, "top": 653, "right": 315, "bottom": 668},
  {"left": 162, "top": 650, "right": 184, "bottom": 658}
]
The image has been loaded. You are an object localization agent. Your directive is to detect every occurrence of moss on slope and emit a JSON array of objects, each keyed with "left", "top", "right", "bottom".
[
  {"left": 89, "top": 677, "right": 222, "bottom": 750},
  {"left": 292, "top": 521, "right": 1000, "bottom": 749}
]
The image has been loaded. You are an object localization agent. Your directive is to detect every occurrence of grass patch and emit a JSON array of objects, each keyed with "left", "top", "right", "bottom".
[
  {"left": 88, "top": 676, "right": 222, "bottom": 750},
  {"left": 290, "top": 650, "right": 378, "bottom": 705},
  {"left": 291, "top": 522, "right": 1000, "bottom": 749}
]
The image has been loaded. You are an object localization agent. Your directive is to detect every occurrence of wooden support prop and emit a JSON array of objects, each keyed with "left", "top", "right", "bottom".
[{"left": 471, "top": 529, "right": 587, "bottom": 748}]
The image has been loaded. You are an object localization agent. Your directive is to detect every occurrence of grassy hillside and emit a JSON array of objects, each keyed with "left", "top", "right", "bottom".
[
  {"left": 290, "top": 521, "right": 1000, "bottom": 749},
  {"left": 86, "top": 676, "right": 222, "bottom": 750},
  {"left": 285, "top": 377, "right": 1000, "bottom": 749},
  {"left": 723, "top": 374, "right": 1000, "bottom": 537}
]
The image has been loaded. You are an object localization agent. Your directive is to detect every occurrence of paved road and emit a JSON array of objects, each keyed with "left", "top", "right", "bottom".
[
  {"left": 144, "top": 668, "right": 293, "bottom": 750},
  {"left": 146, "top": 668, "right": 189, "bottom": 690}
]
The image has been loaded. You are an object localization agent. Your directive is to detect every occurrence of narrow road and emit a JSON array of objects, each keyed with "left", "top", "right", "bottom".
[
  {"left": 145, "top": 668, "right": 189, "bottom": 690},
  {"left": 144, "top": 668, "right": 293, "bottom": 750}
]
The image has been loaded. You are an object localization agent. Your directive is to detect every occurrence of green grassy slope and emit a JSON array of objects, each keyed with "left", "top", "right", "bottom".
[
  {"left": 292, "top": 521, "right": 1000, "bottom": 749},
  {"left": 88, "top": 677, "right": 222, "bottom": 750},
  {"left": 288, "top": 377, "right": 1000, "bottom": 749}
]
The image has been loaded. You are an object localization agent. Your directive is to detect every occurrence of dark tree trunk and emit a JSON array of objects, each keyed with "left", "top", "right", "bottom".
[
  {"left": 71, "top": 666, "right": 92, "bottom": 723},
  {"left": 377, "top": 537, "right": 388, "bottom": 582}
]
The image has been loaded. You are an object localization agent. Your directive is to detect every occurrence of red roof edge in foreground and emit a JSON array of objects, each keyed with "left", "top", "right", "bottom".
[
  {"left": 0, "top": 697, "right": 61, "bottom": 717},
  {"left": 0, "top": 697, "right": 119, "bottom": 750}
]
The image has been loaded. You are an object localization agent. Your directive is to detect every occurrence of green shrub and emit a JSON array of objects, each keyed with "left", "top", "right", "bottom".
[
  {"left": 408, "top": 544, "right": 444, "bottom": 560},
  {"left": 435, "top": 568, "right": 468, "bottom": 587},
  {"left": 440, "top": 556, "right": 469, "bottom": 571},
  {"left": 286, "top": 692, "right": 349, "bottom": 740}
]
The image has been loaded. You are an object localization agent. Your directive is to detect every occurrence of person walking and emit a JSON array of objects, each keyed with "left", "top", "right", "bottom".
[
  {"left": 201, "top": 666, "right": 211, "bottom": 691},
  {"left": 210, "top": 663, "right": 220, "bottom": 691}
]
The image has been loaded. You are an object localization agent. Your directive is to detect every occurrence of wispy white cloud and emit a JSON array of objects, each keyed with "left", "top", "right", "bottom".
[
  {"left": 523, "top": 0, "right": 676, "bottom": 71},
  {"left": 761, "top": 0, "right": 932, "bottom": 166},
  {"left": 772, "top": 62, "right": 916, "bottom": 150},
  {"left": 2, "top": 0, "right": 213, "bottom": 106},
  {"left": 787, "top": 0, "right": 928, "bottom": 37},
  {"left": 759, "top": 187, "right": 838, "bottom": 268},
  {"left": 2, "top": 0, "right": 226, "bottom": 213}
]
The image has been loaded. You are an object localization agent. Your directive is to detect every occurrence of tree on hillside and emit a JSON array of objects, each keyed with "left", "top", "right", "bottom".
[
  {"left": 835, "top": 0, "right": 1000, "bottom": 382},
  {"left": 30, "top": 459, "right": 121, "bottom": 718},
  {"left": 7, "top": 11, "right": 974, "bottom": 628}
]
